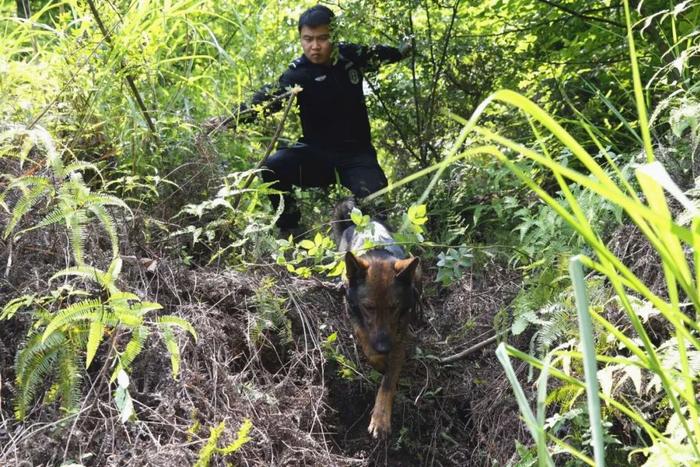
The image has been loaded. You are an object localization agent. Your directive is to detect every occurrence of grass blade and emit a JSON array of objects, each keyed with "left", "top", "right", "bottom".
[{"left": 569, "top": 257, "right": 605, "bottom": 467}]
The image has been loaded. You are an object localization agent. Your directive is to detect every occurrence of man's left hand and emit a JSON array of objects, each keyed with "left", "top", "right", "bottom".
[{"left": 398, "top": 38, "right": 413, "bottom": 58}]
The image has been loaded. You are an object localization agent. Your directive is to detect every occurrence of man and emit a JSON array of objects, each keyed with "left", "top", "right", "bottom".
[{"left": 215, "top": 5, "right": 411, "bottom": 236}]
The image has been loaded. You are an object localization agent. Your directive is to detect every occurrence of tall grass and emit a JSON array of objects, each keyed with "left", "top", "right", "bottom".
[
  {"left": 386, "top": 0, "right": 700, "bottom": 464},
  {"left": 0, "top": 0, "right": 298, "bottom": 175}
]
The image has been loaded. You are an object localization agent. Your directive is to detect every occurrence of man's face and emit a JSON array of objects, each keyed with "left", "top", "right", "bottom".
[{"left": 300, "top": 24, "right": 332, "bottom": 66}]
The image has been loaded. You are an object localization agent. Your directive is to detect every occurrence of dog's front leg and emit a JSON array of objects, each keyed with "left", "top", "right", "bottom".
[{"left": 368, "top": 342, "right": 405, "bottom": 439}]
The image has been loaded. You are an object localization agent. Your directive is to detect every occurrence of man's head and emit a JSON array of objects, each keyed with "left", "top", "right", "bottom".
[{"left": 298, "top": 5, "right": 334, "bottom": 66}]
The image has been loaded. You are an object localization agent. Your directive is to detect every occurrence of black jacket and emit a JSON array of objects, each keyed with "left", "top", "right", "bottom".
[{"left": 250, "top": 43, "right": 403, "bottom": 150}]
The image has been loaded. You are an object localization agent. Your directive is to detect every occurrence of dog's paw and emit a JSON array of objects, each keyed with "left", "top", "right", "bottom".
[{"left": 368, "top": 409, "right": 391, "bottom": 439}]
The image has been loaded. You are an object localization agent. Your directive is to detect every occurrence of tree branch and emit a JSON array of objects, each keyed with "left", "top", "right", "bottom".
[
  {"left": 85, "top": 0, "right": 159, "bottom": 137},
  {"left": 534, "top": 0, "right": 624, "bottom": 28}
]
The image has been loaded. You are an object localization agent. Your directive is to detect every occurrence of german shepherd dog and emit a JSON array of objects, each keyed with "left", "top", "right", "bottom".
[{"left": 332, "top": 199, "right": 421, "bottom": 439}]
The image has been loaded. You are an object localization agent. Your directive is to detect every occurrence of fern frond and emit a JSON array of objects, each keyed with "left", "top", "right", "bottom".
[
  {"left": 118, "top": 326, "right": 150, "bottom": 374},
  {"left": 55, "top": 346, "right": 82, "bottom": 414},
  {"left": 536, "top": 304, "right": 573, "bottom": 350},
  {"left": 194, "top": 421, "right": 226, "bottom": 467},
  {"left": 2, "top": 175, "right": 52, "bottom": 192},
  {"left": 86, "top": 193, "right": 133, "bottom": 217},
  {"left": 63, "top": 161, "right": 101, "bottom": 178},
  {"left": 1, "top": 294, "right": 36, "bottom": 320},
  {"left": 545, "top": 383, "right": 585, "bottom": 411},
  {"left": 42, "top": 300, "right": 103, "bottom": 341},
  {"left": 158, "top": 315, "right": 197, "bottom": 340},
  {"left": 3, "top": 183, "right": 53, "bottom": 238},
  {"left": 129, "top": 301, "right": 162, "bottom": 317},
  {"left": 113, "top": 309, "right": 144, "bottom": 327},
  {"left": 34, "top": 205, "right": 77, "bottom": 230},
  {"left": 27, "top": 126, "right": 60, "bottom": 174},
  {"left": 160, "top": 324, "right": 181, "bottom": 378},
  {"left": 50, "top": 265, "right": 105, "bottom": 284},
  {"left": 194, "top": 419, "right": 253, "bottom": 467},
  {"left": 15, "top": 332, "right": 66, "bottom": 419},
  {"left": 67, "top": 209, "right": 88, "bottom": 265},
  {"left": 105, "top": 257, "right": 123, "bottom": 284},
  {"left": 60, "top": 175, "right": 90, "bottom": 200},
  {"left": 89, "top": 204, "right": 119, "bottom": 258},
  {"left": 107, "top": 291, "right": 139, "bottom": 304},
  {"left": 85, "top": 319, "right": 105, "bottom": 369},
  {"left": 219, "top": 418, "right": 253, "bottom": 455}
]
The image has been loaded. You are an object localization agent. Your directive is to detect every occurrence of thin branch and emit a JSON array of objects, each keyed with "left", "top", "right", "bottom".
[
  {"left": 28, "top": 26, "right": 118, "bottom": 130},
  {"left": 364, "top": 77, "right": 422, "bottom": 164},
  {"left": 230, "top": 86, "right": 302, "bottom": 211},
  {"left": 408, "top": 12, "right": 424, "bottom": 166},
  {"left": 85, "top": 0, "right": 158, "bottom": 137},
  {"left": 440, "top": 331, "right": 507, "bottom": 363},
  {"left": 534, "top": 0, "right": 624, "bottom": 28},
  {"left": 422, "top": 0, "right": 461, "bottom": 166}
]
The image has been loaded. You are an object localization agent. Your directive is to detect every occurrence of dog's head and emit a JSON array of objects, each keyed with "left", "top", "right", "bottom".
[{"left": 344, "top": 251, "right": 421, "bottom": 354}]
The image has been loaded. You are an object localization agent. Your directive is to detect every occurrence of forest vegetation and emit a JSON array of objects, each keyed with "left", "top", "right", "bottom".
[{"left": 1, "top": 0, "right": 700, "bottom": 465}]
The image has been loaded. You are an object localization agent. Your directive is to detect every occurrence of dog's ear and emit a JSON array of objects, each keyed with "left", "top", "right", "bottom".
[
  {"left": 394, "top": 257, "right": 420, "bottom": 284},
  {"left": 345, "top": 251, "right": 369, "bottom": 285}
]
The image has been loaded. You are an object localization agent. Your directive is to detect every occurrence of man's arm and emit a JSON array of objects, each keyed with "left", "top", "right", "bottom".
[
  {"left": 340, "top": 42, "right": 411, "bottom": 72},
  {"left": 205, "top": 72, "right": 299, "bottom": 133}
]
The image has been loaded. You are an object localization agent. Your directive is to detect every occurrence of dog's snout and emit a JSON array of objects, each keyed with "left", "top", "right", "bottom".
[{"left": 372, "top": 334, "right": 392, "bottom": 354}]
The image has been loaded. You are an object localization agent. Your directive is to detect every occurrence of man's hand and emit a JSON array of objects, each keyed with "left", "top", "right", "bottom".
[
  {"left": 202, "top": 116, "right": 233, "bottom": 134},
  {"left": 398, "top": 37, "right": 413, "bottom": 58}
]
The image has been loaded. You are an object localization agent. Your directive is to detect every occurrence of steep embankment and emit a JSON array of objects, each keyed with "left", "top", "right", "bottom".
[{"left": 0, "top": 211, "right": 531, "bottom": 465}]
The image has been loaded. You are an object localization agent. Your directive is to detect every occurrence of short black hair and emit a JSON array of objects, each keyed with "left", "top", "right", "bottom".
[{"left": 298, "top": 5, "right": 335, "bottom": 31}]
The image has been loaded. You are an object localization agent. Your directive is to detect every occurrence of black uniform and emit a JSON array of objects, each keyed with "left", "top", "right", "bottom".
[{"left": 253, "top": 43, "right": 404, "bottom": 229}]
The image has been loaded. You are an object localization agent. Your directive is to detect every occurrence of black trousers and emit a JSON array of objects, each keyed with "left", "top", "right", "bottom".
[{"left": 261, "top": 143, "right": 388, "bottom": 228}]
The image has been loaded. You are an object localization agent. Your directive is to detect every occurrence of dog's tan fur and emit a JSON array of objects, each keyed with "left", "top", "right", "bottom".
[{"left": 339, "top": 212, "right": 421, "bottom": 438}]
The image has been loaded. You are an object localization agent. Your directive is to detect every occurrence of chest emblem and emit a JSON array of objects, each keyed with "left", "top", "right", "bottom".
[
  {"left": 348, "top": 68, "right": 360, "bottom": 85},
  {"left": 315, "top": 75, "right": 327, "bottom": 82}
]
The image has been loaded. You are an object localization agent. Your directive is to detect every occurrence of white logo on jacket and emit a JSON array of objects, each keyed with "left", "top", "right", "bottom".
[{"left": 348, "top": 69, "right": 360, "bottom": 85}]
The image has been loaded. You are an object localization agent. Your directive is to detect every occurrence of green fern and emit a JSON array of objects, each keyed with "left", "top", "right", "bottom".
[
  {"left": 47, "top": 347, "right": 82, "bottom": 415},
  {"left": 14, "top": 332, "right": 78, "bottom": 419},
  {"left": 86, "top": 319, "right": 105, "bottom": 368},
  {"left": 157, "top": 316, "right": 198, "bottom": 378},
  {"left": 1, "top": 129, "right": 195, "bottom": 422},
  {"left": 41, "top": 298, "right": 104, "bottom": 340},
  {"left": 6, "top": 256, "right": 196, "bottom": 421},
  {"left": 194, "top": 419, "right": 253, "bottom": 467},
  {"left": 2, "top": 127, "right": 131, "bottom": 265},
  {"left": 110, "top": 326, "right": 151, "bottom": 383},
  {"left": 545, "top": 383, "right": 585, "bottom": 411},
  {"left": 1, "top": 294, "right": 36, "bottom": 320},
  {"left": 160, "top": 325, "right": 181, "bottom": 378},
  {"left": 88, "top": 203, "right": 120, "bottom": 258},
  {"left": 1, "top": 178, "right": 54, "bottom": 239}
]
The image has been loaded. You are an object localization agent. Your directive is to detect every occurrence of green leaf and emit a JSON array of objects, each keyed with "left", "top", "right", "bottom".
[
  {"left": 408, "top": 204, "right": 427, "bottom": 225},
  {"left": 160, "top": 325, "right": 181, "bottom": 378},
  {"left": 298, "top": 239, "right": 315, "bottom": 250},
  {"left": 85, "top": 319, "right": 105, "bottom": 369},
  {"left": 1, "top": 295, "right": 36, "bottom": 320},
  {"left": 114, "top": 383, "right": 135, "bottom": 423},
  {"left": 158, "top": 315, "right": 197, "bottom": 340},
  {"left": 42, "top": 299, "right": 103, "bottom": 342}
]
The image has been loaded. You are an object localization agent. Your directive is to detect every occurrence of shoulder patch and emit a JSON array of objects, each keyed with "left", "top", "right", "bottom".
[{"left": 348, "top": 68, "right": 361, "bottom": 85}]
